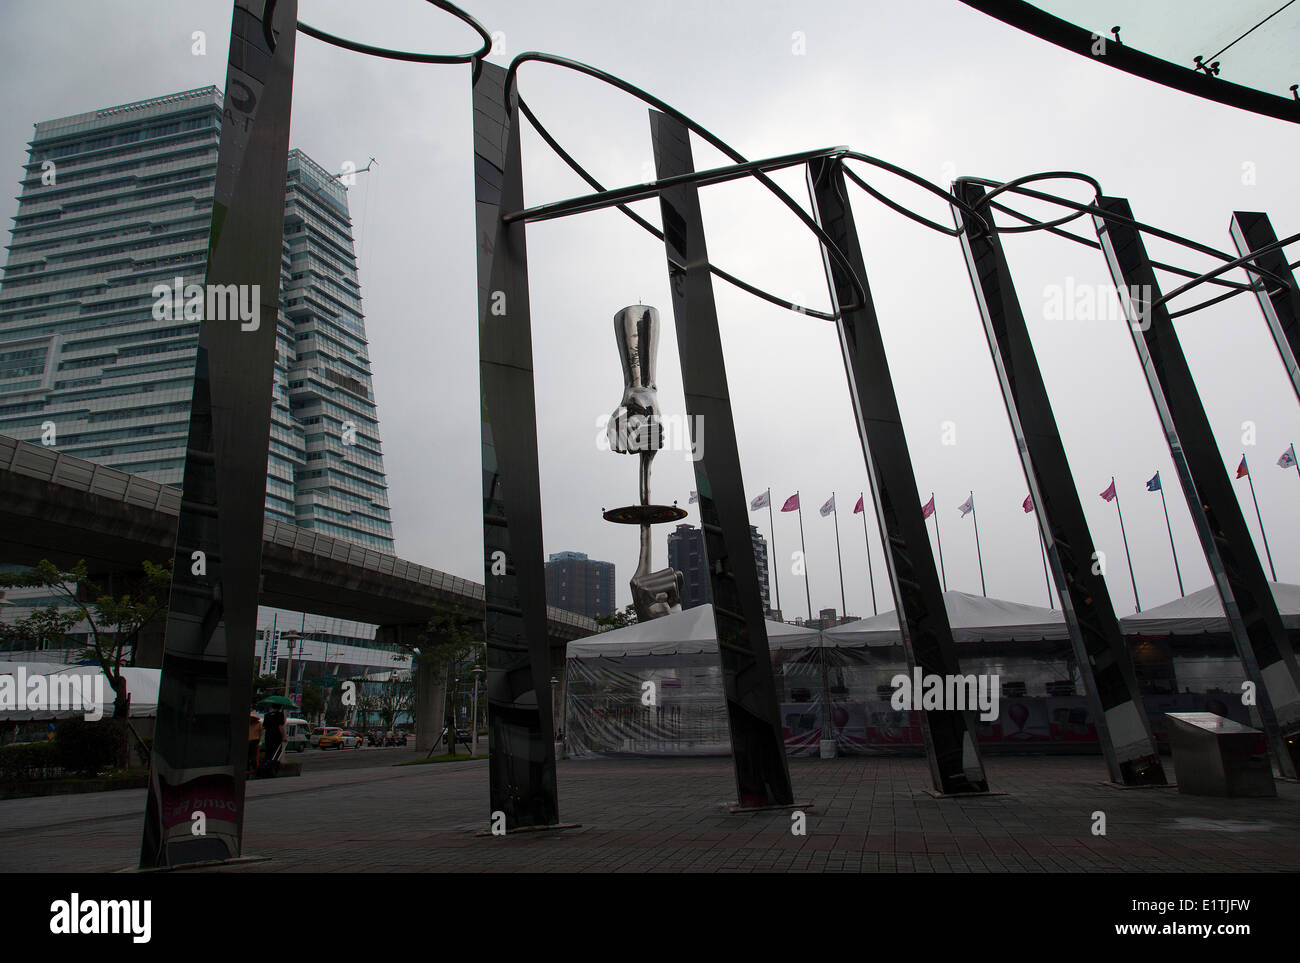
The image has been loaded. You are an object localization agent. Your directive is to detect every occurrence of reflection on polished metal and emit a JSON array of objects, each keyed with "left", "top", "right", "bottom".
[
  {"left": 473, "top": 61, "right": 558, "bottom": 828},
  {"left": 807, "top": 157, "right": 988, "bottom": 795},
  {"left": 1165, "top": 713, "right": 1277, "bottom": 797},
  {"left": 650, "top": 110, "right": 794, "bottom": 808},
  {"left": 1229, "top": 211, "right": 1300, "bottom": 403},
  {"left": 959, "top": 1, "right": 1300, "bottom": 125},
  {"left": 604, "top": 305, "right": 687, "bottom": 622},
  {"left": 1095, "top": 196, "right": 1300, "bottom": 780},
  {"left": 953, "top": 181, "right": 1165, "bottom": 786},
  {"left": 140, "top": 0, "right": 298, "bottom": 867}
]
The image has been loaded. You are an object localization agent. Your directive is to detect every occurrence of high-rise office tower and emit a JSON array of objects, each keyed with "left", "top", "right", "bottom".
[
  {"left": 545, "top": 551, "right": 616, "bottom": 619},
  {"left": 0, "top": 87, "right": 394, "bottom": 552},
  {"left": 667, "top": 523, "right": 771, "bottom": 614}
]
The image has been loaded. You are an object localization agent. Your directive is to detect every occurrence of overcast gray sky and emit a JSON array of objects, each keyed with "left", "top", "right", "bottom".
[{"left": 2, "top": 0, "right": 1297, "bottom": 623}]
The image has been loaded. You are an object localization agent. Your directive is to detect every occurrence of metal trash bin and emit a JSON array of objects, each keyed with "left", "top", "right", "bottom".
[{"left": 1165, "top": 712, "right": 1276, "bottom": 797}]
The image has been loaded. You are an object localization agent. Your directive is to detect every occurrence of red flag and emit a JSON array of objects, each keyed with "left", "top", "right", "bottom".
[
  {"left": 1100, "top": 479, "right": 1117, "bottom": 502},
  {"left": 921, "top": 495, "right": 935, "bottom": 519},
  {"left": 781, "top": 493, "right": 799, "bottom": 512},
  {"left": 1022, "top": 494, "right": 1033, "bottom": 513},
  {"left": 1236, "top": 456, "right": 1249, "bottom": 478},
  {"left": 853, "top": 494, "right": 864, "bottom": 514}
]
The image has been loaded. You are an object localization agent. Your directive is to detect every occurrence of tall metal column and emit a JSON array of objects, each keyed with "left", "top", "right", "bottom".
[
  {"left": 473, "top": 61, "right": 558, "bottom": 828},
  {"left": 1229, "top": 211, "right": 1300, "bottom": 403},
  {"left": 649, "top": 110, "right": 794, "bottom": 808},
  {"left": 141, "top": 0, "right": 297, "bottom": 867},
  {"left": 952, "top": 182, "right": 1164, "bottom": 786},
  {"left": 1095, "top": 195, "right": 1300, "bottom": 779},
  {"left": 806, "top": 157, "right": 988, "bottom": 794}
]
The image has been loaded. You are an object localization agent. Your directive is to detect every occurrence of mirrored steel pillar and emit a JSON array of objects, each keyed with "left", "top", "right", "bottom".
[
  {"left": 649, "top": 110, "right": 794, "bottom": 808},
  {"left": 473, "top": 61, "right": 558, "bottom": 828},
  {"left": 141, "top": 0, "right": 297, "bottom": 867},
  {"left": 807, "top": 156, "right": 988, "bottom": 794},
  {"left": 953, "top": 182, "right": 1164, "bottom": 786},
  {"left": 1229, "top": 211, "right": 1300, "bottom": 403},
  {"left": 1095, "top": 196, "right": 1300, "bottom": 779}
]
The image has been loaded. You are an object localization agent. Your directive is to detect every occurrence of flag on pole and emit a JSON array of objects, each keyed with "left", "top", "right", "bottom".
[
  {"left": 1236, "top": 455, "right": 1249, "bottom": 478},
  {"left": 689, "top": 490, "right": 698, "bottom": 504},
  {"left": 921, "top": 495, "right": 935, "bottom": 519},
  {"left": 853, "top": 494, "right": 865, "bottom": 513},
  {"left": 1100, "top": 479, "right": 1117, "bottom": 502},
  {"left": 958, "top": 494, "right": 974, "bottom": 518},
  {"left": 749, "top": 490, "right": 770, "bottom": 510},
  {"left": 1022, "top": 494, "right": 1033, "bottom": 513},
  {"left": 1278, "top": 445, "right": 1296, "bottom": 469},
  {"left": 1146, "top": 472, "right": 1161, "bottom": 492},
  {"left": 781, "top": 493, "right": 800, "bottom": 512},
  {"left": 819, "top": 494, "right": 835, "bottom": 517}
]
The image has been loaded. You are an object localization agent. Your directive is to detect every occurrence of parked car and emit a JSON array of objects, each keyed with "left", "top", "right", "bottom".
[
  {"left": 286, "top": 718, "right": 311, "bottom": 752},
  {"left": 317, "top": 726, "right": 345, "bottom": 749},
  {"left": 340, "top": 730, "right": 364, "bottom": 749}
]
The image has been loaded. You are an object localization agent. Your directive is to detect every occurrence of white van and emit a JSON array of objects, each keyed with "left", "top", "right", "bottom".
[{"left": 285, "top": 718, "right": 311, "bottom": 752}]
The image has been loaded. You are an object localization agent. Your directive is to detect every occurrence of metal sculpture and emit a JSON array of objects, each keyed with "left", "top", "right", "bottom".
[
  {"left": 145, "top": 2, "right": 1300, "bottom": 848},
  {"left": 603, "top": 304, "right": 687, "bottom": 622}
]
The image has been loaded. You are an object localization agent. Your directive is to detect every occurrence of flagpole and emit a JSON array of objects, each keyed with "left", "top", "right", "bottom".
[
  {"left": 1037, "top": 525, "right": 1052, "bottom": 607},
  {"left": 830, "top": 493, "right": 847, "bottom": 618},
  {"left": 1111, "top": 476, "right": 1141, "bottom": 613},
  {"left": 1242, "top": 455, "right": 1278, "bottom": 581},
  {"left": 796, "top": 492, "right": 813, "bottom": 623},
  {"left": 1156, "top": 479, "right": 1184, "bottom": 596},
  {"left": 860, "top": 492, "right": 877, "bottom": 615},
  {"left": 766, "top": 487, "right": 781, "bottom": 618},
  {"left": 1293, "top": 443, "right": 1300, "bottom": 482},
  {"left": 969, "top": 490, "right": 987, "bottom": 597},
  {"left": 931, "top": 491, "right": 947, "bottom": 592}
]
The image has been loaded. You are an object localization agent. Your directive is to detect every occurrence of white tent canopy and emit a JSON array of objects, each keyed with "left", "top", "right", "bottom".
[
  {"left": 0, "top": 664, "right": 159, "bottom": 721},
  {"left": 1120, "top": 582, "right": 1300, "bottom": 636},
  {"left": 822, "top": 590, "right": 1069, "bottom": 647},
  {"left": 567, "top": 604, "right": 821, "bottom": 658}
]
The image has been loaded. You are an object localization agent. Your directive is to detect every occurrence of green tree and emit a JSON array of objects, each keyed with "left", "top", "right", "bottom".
[
  {"left": 415, "top": 606, "right": 480, "bottom": 752},
  {"left": 1, "top": 605, "right": 81, "bottom": 652},
  {"left": 595, "top": 602, "right": 638, "bottom": 631},
  {"left": 300, "top": 683, "right": 324, "bottom": 720},
  {"left": 0, "top": 559, "right": 172, "bottom": 718},
  {"left": 252, "top": 673, "right": 283, "bottom": 706},
  {"left": 370, "top": 671, "right": 415, "bottom": 732}
]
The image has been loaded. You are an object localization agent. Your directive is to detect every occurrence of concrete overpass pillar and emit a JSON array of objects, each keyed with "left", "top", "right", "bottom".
[{"left": 377, "top": 622, "right": 445, "bottom": 752}]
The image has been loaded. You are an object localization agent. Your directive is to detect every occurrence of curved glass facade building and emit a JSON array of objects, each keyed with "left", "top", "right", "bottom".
[{"left": 0, "top": 87, "right": 394, "bottom": 552}]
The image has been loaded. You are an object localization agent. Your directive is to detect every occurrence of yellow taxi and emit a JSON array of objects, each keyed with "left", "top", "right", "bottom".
[{"left": 318, "top": 727, "right": 363, "bottom": 749}]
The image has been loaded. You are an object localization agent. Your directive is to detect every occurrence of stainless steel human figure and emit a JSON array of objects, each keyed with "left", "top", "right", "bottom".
[{"left": 606, "top": 304, "right": 684, "bottom": 620}]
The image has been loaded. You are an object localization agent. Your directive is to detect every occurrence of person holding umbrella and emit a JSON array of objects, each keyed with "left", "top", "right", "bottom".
[{"left": 258, "top": 696, "right": 294, "bottom": 777}]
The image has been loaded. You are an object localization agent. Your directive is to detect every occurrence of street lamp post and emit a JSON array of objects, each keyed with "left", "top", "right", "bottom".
[{"left": 280, "top": 630, "right": 304, "bottom": 711}]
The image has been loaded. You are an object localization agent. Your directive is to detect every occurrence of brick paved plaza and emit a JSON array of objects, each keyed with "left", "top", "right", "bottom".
[{"left": 3, "top": 755, "right": 1298, "bottom": 873}]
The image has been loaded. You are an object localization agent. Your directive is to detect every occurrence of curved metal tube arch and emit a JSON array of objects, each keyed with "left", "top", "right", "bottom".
[{"left": 291, "top": 3, "right": 1299, "bottom": 327}]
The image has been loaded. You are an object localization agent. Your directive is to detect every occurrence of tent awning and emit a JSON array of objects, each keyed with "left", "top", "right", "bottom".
[
  {"left": 0, "top": 664, "right": 159, "bottom": 721},
  {"left": 822, "top": 590, "right": 1069, "bottom": 646},
  {"left": 1120, "top": 582, "right": 1300, "bottom": 636},
  {"left": 567, "top": 604, "right": 821, "bottom": 658}
]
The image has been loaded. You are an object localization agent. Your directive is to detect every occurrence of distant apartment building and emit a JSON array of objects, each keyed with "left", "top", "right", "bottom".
[
  {"left": 0, "top": 86, "right": 394, "bottom": 552},
  {"left": 545, "top": 551, "right": 616, "bottom": 619},
  {"left": 666, "top": 523, "right": 771, "bottom": 614}
]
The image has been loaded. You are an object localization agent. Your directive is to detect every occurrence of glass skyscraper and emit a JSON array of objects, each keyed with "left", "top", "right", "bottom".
[
  {"left": 545, "top": 551, "right": 616, "bottom": 619},
  {"left": 667, "top": 522, "right": 771, "bottom": 614},
  {"left": 0, "top": 86, "right": 394, "bottom": 552}
]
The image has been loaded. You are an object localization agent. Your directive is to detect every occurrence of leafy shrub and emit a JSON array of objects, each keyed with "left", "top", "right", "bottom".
[
  {"left": 54, "top": 718, "right": 127, "bottom": 777},
  {"left": 0, "top": 741, "right": 61, "bottom": 780}
]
